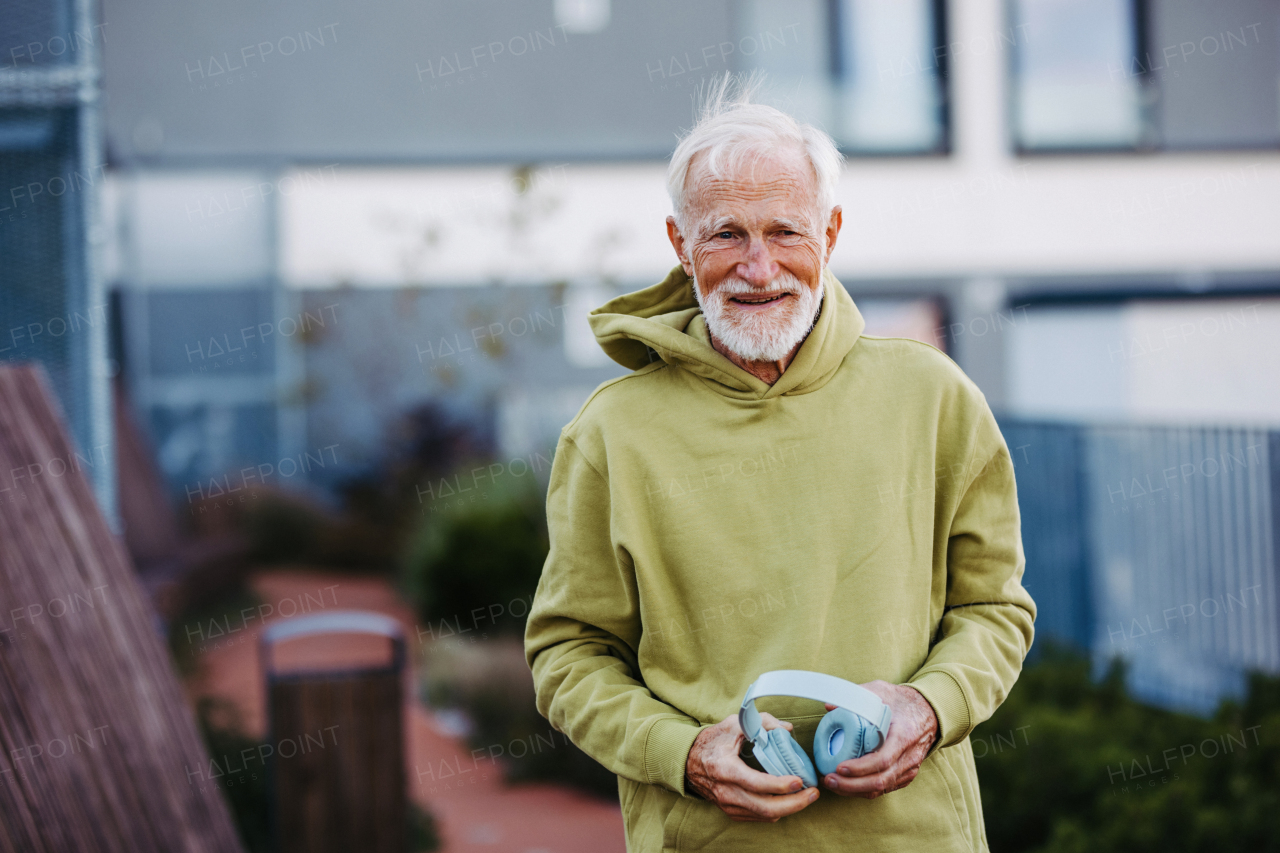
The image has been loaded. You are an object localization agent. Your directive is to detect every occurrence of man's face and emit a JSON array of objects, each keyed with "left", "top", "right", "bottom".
[{"left": 667, "top": 145, "right": 841, "bottom": 363}]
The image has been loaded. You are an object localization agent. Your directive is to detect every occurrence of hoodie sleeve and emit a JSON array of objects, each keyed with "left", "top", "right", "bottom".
[
  {"left": 907, "top": 409, "right": 1037, "bottom": 748},
  {"left": 525, "top": 434, "right": 707, "bottom": 795}
]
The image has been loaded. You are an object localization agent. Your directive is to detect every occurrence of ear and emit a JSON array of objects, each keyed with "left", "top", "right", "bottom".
[
  {"left": 823, "top": 206, "right": 843, "bottom": 266},
  {"left": 666, "top": 216, "right": 695, "bottom": 277}
]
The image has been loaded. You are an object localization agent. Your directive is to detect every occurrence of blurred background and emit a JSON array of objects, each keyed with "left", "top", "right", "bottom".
[{"left": 2, "top": 0, "right": 1279, "bottom": 851}]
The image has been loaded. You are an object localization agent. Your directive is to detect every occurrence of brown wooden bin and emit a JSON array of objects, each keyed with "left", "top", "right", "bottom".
[{"left": 261, "top": 611, "right": 407, "bottom": 853}]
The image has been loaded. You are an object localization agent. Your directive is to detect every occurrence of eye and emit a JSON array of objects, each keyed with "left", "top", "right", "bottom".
[{"left": 715, "top": 231, "right": 735, "bottom": 240}]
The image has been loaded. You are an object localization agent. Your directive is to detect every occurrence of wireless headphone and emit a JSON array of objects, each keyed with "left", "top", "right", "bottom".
[{"left": 738, "top": 670, "right": 893, "bottom": 789}]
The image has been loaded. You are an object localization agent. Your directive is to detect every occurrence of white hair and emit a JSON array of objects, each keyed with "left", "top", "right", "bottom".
[{"left": 667, "top": 73, "right": 844, "bottom": 232}]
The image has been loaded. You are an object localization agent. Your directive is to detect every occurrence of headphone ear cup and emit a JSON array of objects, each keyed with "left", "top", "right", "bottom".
[
  {"left": 753, "top": 728, "right": 818, "bottom": 789},
  {"left": 814, "top": 708, "right": 878, "bottom": 777}
]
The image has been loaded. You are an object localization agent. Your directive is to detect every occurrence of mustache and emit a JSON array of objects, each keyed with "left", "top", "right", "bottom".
[{"left": 706, "top": 273, "right": 806, "bottom": 297}]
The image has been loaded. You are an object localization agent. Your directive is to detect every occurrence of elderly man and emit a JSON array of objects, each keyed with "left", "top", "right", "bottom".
[{"left": 524, "top": 81, "right": 1035, "bottom": 852}]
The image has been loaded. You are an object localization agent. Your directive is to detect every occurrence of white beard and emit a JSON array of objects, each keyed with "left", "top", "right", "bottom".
[{"left": 692, "top": 270, "right": 824, "bottom": 363}]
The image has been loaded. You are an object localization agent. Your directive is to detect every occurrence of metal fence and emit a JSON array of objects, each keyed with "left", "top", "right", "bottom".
[
  {"left": 0, "top": 0, "right": 114, "bottom": 522},
  {"left": 1000, "top": 419, "right": 1280, "bottom": 714}
]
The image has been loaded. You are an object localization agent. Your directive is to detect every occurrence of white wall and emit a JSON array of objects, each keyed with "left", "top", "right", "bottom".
[{"left": 267, "top": 153, "right": 1280, "bottom": 289}]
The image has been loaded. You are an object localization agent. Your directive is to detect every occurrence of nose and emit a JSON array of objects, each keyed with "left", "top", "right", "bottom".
[{"left": 735, "top": 236, "right": 779, "bottom": 288}]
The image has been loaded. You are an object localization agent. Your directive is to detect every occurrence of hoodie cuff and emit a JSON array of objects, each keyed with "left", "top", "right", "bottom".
[
  {"left": 643, "top": 717, "right": 708, "bottom": 796},
  {"left": 906, "top": 671, "right": 971, "bottom": 749}
]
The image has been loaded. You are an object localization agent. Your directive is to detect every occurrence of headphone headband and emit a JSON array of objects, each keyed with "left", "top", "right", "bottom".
[{"left": 738, "top": 670, "right": 892, "bottom": 745}]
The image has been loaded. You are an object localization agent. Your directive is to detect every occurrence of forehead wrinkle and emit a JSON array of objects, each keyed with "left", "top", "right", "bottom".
[
  {"left": 698, "top": 175, "right": 811, "bottom": 198},
  {"left": 686, "top": 179, "right": 820, "bottom": 229},
  {"left": 683, "top": 164, "right": 823, "bottom": 242},
  {"left": 685, "top": 151, "right": 818, "bottom": 207}
]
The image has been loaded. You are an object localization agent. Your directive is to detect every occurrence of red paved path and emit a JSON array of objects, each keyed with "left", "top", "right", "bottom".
[{"left": 183, "top": 568, "right": 626, "bottom": 853}]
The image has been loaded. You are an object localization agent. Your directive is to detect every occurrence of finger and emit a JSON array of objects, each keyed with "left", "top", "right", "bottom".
[
  {"left": 832, "top": 720, "right": 916, "bottom": 778},
  {"left": 724, "top": 756, "right": 810, "bottom": 796},
  {"left": 823, "top": 765, "right": 906, "bottom": 798},
  {"left": 832, "top": 744, "right": 899, "bottom": 779},
  {"left": 722, "top": 784, "right": 821, "bottom": 821},
  {"left": 757, "top": 712, "right": 793, "bottom": 732},
  {"left": 824, "top": 768, "right": 896, "bottom": 794}
]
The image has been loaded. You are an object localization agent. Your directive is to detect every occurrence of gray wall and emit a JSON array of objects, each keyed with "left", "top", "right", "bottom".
[{"left": 103, "top": 0, "right": 747, "bottom": 162}]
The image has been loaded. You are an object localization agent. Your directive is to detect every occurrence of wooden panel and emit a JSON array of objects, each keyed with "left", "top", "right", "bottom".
[
  {"left": 113, "top": 376, "right": 182, "bottom": 568},
  {"left": 268, "top": 671, "right": 405, "bottom": 853},
  {"left": 0, "top": 364, "right": 244, "bottom": 853}
]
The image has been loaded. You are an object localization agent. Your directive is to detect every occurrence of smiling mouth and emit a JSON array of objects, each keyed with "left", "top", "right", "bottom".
[{"left": 729, "top": 293, "right": 790, "bottom": 306}]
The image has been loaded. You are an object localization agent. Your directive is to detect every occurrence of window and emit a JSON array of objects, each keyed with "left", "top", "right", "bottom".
[
  {"left": 0, "top": 0, "right": 74, "bottom": 69},
  {"left": 1011, "top": 0, "right": 1144, "bottom": 150},
  {"left": 1146, "top": 0, "right": 1280, "bottom": 150},
  {"left": 1011, "top": 0, "right": 1280, "bottom": 152},
  {"left": 735, "top": 0, "right": 949, "bottom": 154}
]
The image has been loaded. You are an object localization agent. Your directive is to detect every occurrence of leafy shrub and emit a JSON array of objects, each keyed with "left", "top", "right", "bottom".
[
  {"left": 240, "top": 491, "right": 324, "bottom": 564},
  {"left": 232, "top": 487, "right": 404, "bottom": 571},
  {"left": 407, "top": 804, "right": 442, "bottom": 853},
  {"left": 194, "top": 697, "right": 273, "bottom": 853},
  {"left": 975, "top": 644, "right": 1280, "bottom": 853},
  {"left": 402, "top": 461, "right": 614, "bottom": 793},
  {"left": 419, "top": 638, "right": 617, "bottom": 799},
  {"left": 167, "top": 583, "right": 262, "bottom": 676},
  {"left": 333, "top": 403, "right": 494, "bottom": 570},
  {"left": 401, "top": 473, "right": 548, "bottom": 637}
]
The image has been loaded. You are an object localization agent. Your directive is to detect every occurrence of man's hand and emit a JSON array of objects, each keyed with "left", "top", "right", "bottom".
[
  {"left": 686, "top": 713, "right": 820, "bottom": 822},
  {"left": 820, "top": 681, "right": 939, "bottom": 799}
]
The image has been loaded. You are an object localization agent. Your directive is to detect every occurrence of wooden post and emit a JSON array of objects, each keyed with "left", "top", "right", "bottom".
[
  {"left": 0, "top": 364, "right": 244, "bottom": 853},
  {"left": 262, "top": 612, "right": 407, "bottom": 853}
]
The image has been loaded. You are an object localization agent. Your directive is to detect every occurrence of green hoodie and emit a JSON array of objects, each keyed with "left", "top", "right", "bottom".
[{"left": 525, "top": 266, "right": 1035, "bottom": 852}]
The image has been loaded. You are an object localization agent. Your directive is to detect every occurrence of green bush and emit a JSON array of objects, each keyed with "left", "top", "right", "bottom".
[
  {"left": 402, "top": 462, "right": 615, "bottom": 792},
  {"left": 419, "top": 638, "right": 618, "bottom": 799},
  {"left": 241, "top": 491, "right": 323, "bottom": 564},
  {"left": 401, "top": 473, "right": 548, "bottom": 637},
  {"left": 332, "top": 403, "right": 494, "bottom": 572},
  {"left": 407, "top": 803, "right": 442, "bottom": 852},
  {"left": 975, "top": 644, "right": 1280, "bottom": 853},
  {"left": 194, "top": 697, "right": 273, "bottom": 853},
  {"left": 167, "top": 584, "right": 262, "bottom": 676},
  {"left": 235, "top": 488, "right": 406, "bottom": 571}
]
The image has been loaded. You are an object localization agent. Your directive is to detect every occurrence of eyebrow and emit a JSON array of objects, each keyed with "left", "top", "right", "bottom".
[
  {"left": 698, "top": 216, "right": 812, "bottom": 236},
  {"left": 700, "top": 215, "right": 740, "bottom": 235}
]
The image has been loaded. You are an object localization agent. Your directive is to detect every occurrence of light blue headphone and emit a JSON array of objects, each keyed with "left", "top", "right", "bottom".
[{"left": 739, "top": 670, "right": 893, "bottom": 789}]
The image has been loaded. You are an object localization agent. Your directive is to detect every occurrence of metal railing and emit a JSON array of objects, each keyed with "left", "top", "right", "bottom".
[{"left": 1000, "top": 419, "right": 1280, "bottom": 714}]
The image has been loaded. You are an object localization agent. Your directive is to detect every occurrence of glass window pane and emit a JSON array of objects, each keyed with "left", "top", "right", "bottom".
[
  {"left": 145, "top": 289, "right": 276, "bottom": 378},
  {"left": 149, "top": 402, "right": 277, "bottom": 498},
  {"left": 130, "top": 173, "right": 273, "bottom": 286},
  {"left": 1012, "top": 0, "right": 1144, "bottom": 150},
  {"left": 735, "top": 0, "right": 945, "bottom": 153},
  {"left": 856, "top": 297, "right": 946, "bottom": 351},
  {"left": 1148, "top": 0, "right": 1280, "bottom": 149},
  {"left": 734, "top": 0, "right": 832, "bottom": 131},
  {"left": 0, "top": 0, "right": 75, "bottom": 68},
  {"left": 835, "top": 0, "right": 944, "bottom": 151}
]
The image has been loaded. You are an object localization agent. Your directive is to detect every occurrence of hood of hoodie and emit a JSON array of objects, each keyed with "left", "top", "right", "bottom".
[{"left": 587, "top": 265, "right": 865, "bottom": 399}]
